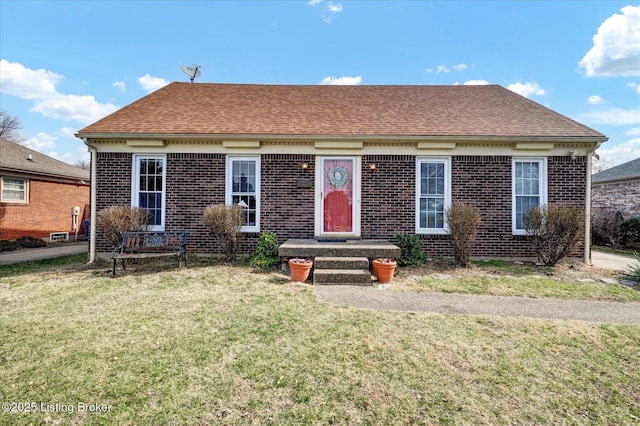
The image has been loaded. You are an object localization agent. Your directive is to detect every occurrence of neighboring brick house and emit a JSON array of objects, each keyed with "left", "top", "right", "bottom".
[
  {"left": 592, "top": 157, "right": 640, "bottom": 218},
  {"left": 76, "top": 83, "right": 607, "bottom": 262},
  {"left": 0, "top": 137, "right": 90, "bottom": 241}
]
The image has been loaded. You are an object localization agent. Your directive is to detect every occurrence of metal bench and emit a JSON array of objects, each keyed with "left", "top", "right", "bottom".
[{"left": 111, "top": 230, "right": 187, "bottom": 276}]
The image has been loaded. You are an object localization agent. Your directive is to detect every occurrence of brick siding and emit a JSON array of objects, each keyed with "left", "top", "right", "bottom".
[
  {"left": 0, "top": 178, "right": 89, "bottom": 241},
  {"left": 94, "top": 153, "right": 587, "bottom": 259},
  {"left": 592, "top": 180, "right": 640, "bottom": 218}
]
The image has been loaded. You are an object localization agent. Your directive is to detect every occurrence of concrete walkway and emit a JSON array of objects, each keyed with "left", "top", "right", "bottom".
[
  {"left": 0, "top": 242, "right": 88, "bottom": 266},
  {"left": 314, "top": 285, "right": 640, "bottom": 325}
]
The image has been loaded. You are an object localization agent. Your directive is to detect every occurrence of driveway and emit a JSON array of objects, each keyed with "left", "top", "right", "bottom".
[{"left": 591, "top": 250, "right": 636, "bottom": 271}]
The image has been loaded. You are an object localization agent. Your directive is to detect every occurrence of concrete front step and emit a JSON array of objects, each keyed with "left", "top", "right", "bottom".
[
  {"left": 279, "top": 239, "right": 401, "bottom": 260},
  {"left": 313, "top": 269, "right": 372, "bottom": 286},
  {"left": 314, "top": 256, "right": 370, "bottom": 270}
]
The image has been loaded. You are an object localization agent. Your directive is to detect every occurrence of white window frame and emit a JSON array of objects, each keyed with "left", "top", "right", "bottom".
[
  {"left": 226, "top": 155, "right": 260, "bottom": 233},
  {"left": 131, "top": 154, "right": 166, "bottom": 231},
  {"left": 512, "top": 157, "right": 548, "bottom": 235},
  {"left": 415, "top": 157, "right": 451, "bottom": 235},
  {"left": 1, "top": 176, "right": 29, "bottom": 203}
]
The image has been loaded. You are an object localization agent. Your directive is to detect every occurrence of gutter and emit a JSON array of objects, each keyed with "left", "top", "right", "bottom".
[
  {"left": 584, "top": 142, "right": 603, "bottom": 264},
  {"left": 81, "top": 137, "right": 98, "bottom": 264}
]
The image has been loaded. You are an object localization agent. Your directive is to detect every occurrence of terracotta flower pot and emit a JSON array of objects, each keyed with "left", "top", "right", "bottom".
[
  {"left": 372, "top": 258, "right": 397, "bottom": 283},
  {"left": 289, "top": 258, "right": 313, "bottom": 282}
]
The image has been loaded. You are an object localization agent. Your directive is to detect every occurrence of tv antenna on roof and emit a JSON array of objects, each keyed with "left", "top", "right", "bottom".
[{"left": 181, "top": 64, "right": 201, "bottom": 83}]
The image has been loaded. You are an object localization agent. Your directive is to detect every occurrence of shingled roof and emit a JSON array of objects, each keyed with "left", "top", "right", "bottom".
[
  {"left": 0, "top": 137, "right": 89, "bottom": 182},
  {"left": 592, "top": 157, "right": 640, "bottom": 184},
  {"left": 78, "top": 83, "right": 606, "bottom": 140}
]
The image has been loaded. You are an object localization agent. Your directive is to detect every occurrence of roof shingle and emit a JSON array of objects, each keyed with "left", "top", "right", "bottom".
[
  {"left": 0, "top": 137, "right": 89, "bottom": 181},
  {"left": 78, "top": 83, "right": 606, "bottom": 139}
]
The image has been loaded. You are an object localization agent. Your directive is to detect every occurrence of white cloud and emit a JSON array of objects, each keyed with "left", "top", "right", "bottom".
[
  {"left": 597, "top": 137, "right": 640, "bottom": 166},
  {"left": 588, "top": 95, "right": 604, "bottom": 105},
  {"left": 0, "top": 59, "right": 119, "bottom": 125},
  {"left": 629, "top": 82, "right": 640, "bottom": 94},
  {"left": 427, "top": 64, "right": 467, "bottom": 73},
  {"left": 583, "top": 108, "right": 640, "bottom": 125},
  {"left": 507, "top": 82, "right": 546, "bottom": 98},
  {"left": 463, "top": 80, "right": 489, "bottom": 85},
  {"left": 57, "top": 127, "right": 77, "bottom": 138},
  {"left": 309, "top": 0, "right": 343, "bottom": 23},
  {"left": 627, "top": 127, "right": 640, "bottom": 136},
  {"left": 320, "top": 75, "right": 362, "bottom": 85},
  {"left": 23, "top": 132, "right": 56, "bottom": 152},
  {"left": 137, "top": 74, "right": 170, "bottom": 93},
  {"left": 579, "top": 5, "right": 640, "bottom": 77},
  {"left": 327, "top": 2, "right": 342, "bottom": 13},
  {"left": 113, "top": 81, "right": 126, "bottom": 92}
]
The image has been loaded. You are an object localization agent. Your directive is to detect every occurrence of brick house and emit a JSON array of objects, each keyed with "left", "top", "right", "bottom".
[
  {"left": 592, "top": 157, "right": 640, "bottom": 218},
  {"left": 76, "top": 83, "right": 607, "bottom": 263},
  {"left": 0, "top": 137, "right": 90, "bottom": 241}
]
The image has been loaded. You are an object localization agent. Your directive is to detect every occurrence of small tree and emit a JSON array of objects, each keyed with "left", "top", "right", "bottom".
[
  {"left": 445, "top": 203, "right": 480, "bottom": 267},
  {"left": 96, "top": 206, "right": 151, "bottom": 248},
  {"left": 203, "top": 204, "right": 245, "bottom": 262},
  {"left": 524, "top": 204, "right": 584, "bottom": 266}
]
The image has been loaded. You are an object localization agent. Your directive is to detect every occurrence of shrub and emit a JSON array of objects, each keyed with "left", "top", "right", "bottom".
[
  {"left": 395, "top": 234, "right": 427, "bottom": 266},
  {"left": 591, "top": 207, "right": 624, "bottom": 248},
  {"left": 621, "top": 252, "right": 640, "bottom": 283},
  {"left": 524, "top": 204, "right": 584, "bottom": 267},
  {"left": 445, "top": 203, "right": 480, "bottom": 267},
  {"left": 96, "top": 206, "right": 151, "bottom": 249},
  {"left": 618, "top": 217, "right": 640, "bottom": 248},
  {"left": 203, "top": 204, "right": 245, "bottom": 262},
  {"left": 250, "top": 230, "right": 281, "bottom": 271},
  {"left": 16, "top": 236, "right": 46, "bottom": 248},
  {"left": 0, "top": 240, "right": 20, "bottom": 252}
]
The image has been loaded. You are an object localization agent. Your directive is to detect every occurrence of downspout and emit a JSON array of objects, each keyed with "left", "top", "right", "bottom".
[
  {"left": 584, "top": 143, "right": 602, "bottom": 264},
  {"left": 82, "top": 137, "right": 98, "bottom": 264}
]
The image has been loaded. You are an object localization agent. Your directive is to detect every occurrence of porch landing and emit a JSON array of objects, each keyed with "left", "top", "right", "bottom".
[{"left": 278, "top": 239, "right": 400, "bottom": 260}]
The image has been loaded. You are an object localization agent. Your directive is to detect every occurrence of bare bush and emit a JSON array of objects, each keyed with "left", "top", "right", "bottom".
[
  {"left": 445, "top": 202, "right": 480, "bottom": 267},
  {"left": 591, "top": 207, "right": 623, "bottom": 248},
  {"left": 203, "top": 204, "right": 245, "bottom": 262},
  {"left": 524, "top": 205, "right": 584, "bottom": 266},
  {"left": 96, "top": 206, "right": 151, "bottom": 248}
]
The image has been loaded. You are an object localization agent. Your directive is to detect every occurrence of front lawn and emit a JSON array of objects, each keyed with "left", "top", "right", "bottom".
[{"left": 0, "top": 259, "right": 639, "bottom": 424}]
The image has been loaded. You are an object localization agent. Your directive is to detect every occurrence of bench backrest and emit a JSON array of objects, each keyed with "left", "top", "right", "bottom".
[{"left": 121, "top": 231, "right": 187, "bottom": 252}]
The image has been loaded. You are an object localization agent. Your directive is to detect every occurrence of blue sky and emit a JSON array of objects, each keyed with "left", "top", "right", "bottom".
[{"left": 1, "top": 1, "right": 639, "bottom": 169}]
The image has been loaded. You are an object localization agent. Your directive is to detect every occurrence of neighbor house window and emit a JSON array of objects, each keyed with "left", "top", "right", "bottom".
[
  {"left": 132, "top": 155, "right": 166, "bottom": 230},
  {"left": 226, "top": 156, "right": 260, "bottom": 232},
  {"left": 1, "top": 177, "right": 28, "bottom": 203},
  {"left": 416, "top": 157, "right": 451, "bottom": 234},
  {"left": 513, "top": 158, "right": 547, "bottom": 234}
]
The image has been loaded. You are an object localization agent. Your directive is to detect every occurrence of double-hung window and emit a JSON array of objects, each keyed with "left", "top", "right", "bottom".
[
  {"left": 132, "top": 155, "right": 166, "bottom": 230},
  {"left": 1, "top": 177, "right": 28, "bottom": 203},
  {"left": 512, "top": 158, "right": 547, "bottom": 234},
  {"left": 416, "top": 157, "right": 451, "bottom": 234},
  {"left": 226, "top": 156, "right": 260, "bottom": 233}
]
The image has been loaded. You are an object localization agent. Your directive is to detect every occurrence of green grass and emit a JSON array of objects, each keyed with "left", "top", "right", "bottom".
[{"left": 1, "top": 262, "right": 639, "bottom": 425}]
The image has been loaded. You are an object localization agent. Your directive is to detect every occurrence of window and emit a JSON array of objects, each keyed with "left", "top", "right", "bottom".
[
  {"left": 513, "top": 158, "right": 547, "bottom": 234},
  {"left": 416, "top": 157, "right": 451, "bottom": 234},
  {"left": 132, "top": 155, "right": 166, "bottom": 230},
  {"left": 226, "top": 156, "right": 260, "bottom": 232},
  {"left": 1, "top": 177, "right": 28, "bottom": 202}
]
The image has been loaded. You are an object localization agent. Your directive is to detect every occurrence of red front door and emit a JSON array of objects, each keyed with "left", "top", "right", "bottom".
[{"left": 322, "top": 158, "right": 355, "bottom": 233}]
